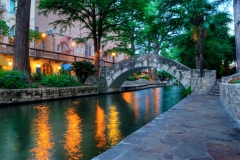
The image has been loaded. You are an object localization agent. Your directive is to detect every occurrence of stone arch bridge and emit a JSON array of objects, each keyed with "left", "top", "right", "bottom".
[{"left": 99, "top": 54, "right": 216, "bottom": 94}]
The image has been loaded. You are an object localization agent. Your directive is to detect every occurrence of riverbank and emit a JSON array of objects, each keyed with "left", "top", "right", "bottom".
[
  {"left": 0, "top": 80, "right": 167, "bottom": 105},
  {"left": 93, "top": 95, "right": 240, "bottom": 160}
]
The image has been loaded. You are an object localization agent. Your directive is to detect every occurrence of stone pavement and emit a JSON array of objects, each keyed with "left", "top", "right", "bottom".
[{"left": 92, "top": 95, "right": 240, "bottom": 160}]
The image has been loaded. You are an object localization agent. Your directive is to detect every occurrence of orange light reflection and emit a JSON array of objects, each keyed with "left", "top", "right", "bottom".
[
  {"left": 31, "top": 105, "right": 54, "bottom": 160},
  {"left": 122, "top": 92, "right": 139, "bottom": 121},
  {"left": 145, "top": 96, "right": 150, "bottom": 122},
  {"left": 107, "top": 105, "right": 122, "bottom": 147},
  {"left": 95, "top": 105, "right": 106, "bottom": 150},
  {"left": 153, "top": 88, "right": 160, "bottom": 117},
  {"left": 63, "top": 108, "right": 83, "bottom": 160}
]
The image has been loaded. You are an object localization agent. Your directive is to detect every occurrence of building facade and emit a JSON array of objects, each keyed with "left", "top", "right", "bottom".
[{"left": 0, "top": 0, "right": 125, "bottom": 74}]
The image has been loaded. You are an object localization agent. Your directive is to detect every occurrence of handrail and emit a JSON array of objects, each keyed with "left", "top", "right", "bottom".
[{"left": 0, "top": 42, "right": 113, "bottom": 66}]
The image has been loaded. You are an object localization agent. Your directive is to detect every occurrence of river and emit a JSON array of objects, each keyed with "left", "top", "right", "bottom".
[{"left": 0, "top": 85, "right": 185, "bottom": 160}]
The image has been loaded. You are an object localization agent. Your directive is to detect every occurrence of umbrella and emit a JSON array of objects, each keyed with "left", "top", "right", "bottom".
[{"left": 61, "top": 63, "right": 72, "bottom": 71}]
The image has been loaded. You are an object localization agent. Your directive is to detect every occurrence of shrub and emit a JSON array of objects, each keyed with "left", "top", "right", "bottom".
[
  {"left": 41, "top": 74, "right": 82, "bottom": 87},
  {"left": 0, "top": 70, "right": 27, "bottom": 89},
  {"left": 184, "top": 86, "right": 191, "bottom": 96},
  {"left": 32, "top": 72, "right": 44, "bottom": 83},
  {"left": 28, "top": 83, "right": 38, "bottom": 88},
  {"left": 229, "top": 77, "right": 240, "bottom": 84},
  {"left": 140, "top": 75, "right": 150, "bottom": 80},
  {"left": 127, "top": 76, "right": 138, "bottom": 81}
]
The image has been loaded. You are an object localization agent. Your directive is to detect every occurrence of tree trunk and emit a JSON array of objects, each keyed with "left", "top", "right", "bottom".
[
  {"left": 196, "top": 15, "right": 205, "bottom": 77},
  {"left": 152, "top": 42, "right": 160, "bottom": 80},
  {"left": 13, "top": 0, "right": 31, "bottom": 81},
  {"left": 234, "top": 0, "right": 240, "bottom": 72}
]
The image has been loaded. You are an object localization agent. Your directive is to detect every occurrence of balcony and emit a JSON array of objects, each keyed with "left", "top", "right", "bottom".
[
  {"left": 0, "top": 2, "right": 6, "bottom": 14},
  {"left": 0, "top": 42, "right": 114, "bottom": 66}
]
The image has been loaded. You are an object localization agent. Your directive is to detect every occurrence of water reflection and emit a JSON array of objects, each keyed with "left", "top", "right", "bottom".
[
  {"left": 30, "top": 105, "right": 54, "bottom": 160},
  {"left": 63, "top": 108, "right": 83, "bottom": 159},
  {"left": 107, "top": 105, "right": 122, "bottom": 147},
  {"left": 95, "top": 104, "right": 107, "bottom": 151},
  {"left": 122, "top": 92, "right": 139, "bottom": 121},
  {"left": 145, "top": 96, "right": 150, "bottom": 122},
  {"left": 153, "top": 88, "right": 160, "bottom": 117}
]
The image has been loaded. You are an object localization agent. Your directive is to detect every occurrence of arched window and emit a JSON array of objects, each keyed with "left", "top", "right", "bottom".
[
  {"left": 10, "top": 0, "right": 15, "bottom": 14},
  {"left": 9, "top": 26, "right": 15, "bottom": 37}
]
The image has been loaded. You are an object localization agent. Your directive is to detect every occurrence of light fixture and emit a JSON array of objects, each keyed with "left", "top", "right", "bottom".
[
  {"left": 112, "top": 52, "right": 116, "bottom": 57},
  {"left": 42, "top": 33, "right": 46, "bottom": 38},
  {"left": 71, "top": 42, "right": 76, "bottom": 46},
  {"left": 36, "top": 63, "right": 40, "bottom": 68},
  {"left": 8, "top": 61, "right": 12, "bottom": 66},
  {"left": 58, "top": 65, "right": 61, "bottom": 70}
]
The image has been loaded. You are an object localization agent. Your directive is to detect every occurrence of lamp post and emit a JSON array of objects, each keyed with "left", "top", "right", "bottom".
[
  {"left": 112, "top": 52, "right": 116, "bottom": 64},
  {"left": 42, "top": 33, "right": 46, "bottom": 50},
  {"left": 71, "top": 42, "right": 75, "bottom": 55}
]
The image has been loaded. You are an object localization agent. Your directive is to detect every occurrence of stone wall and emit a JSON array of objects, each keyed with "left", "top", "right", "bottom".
[
  {"left": 222, "top": 72, "right": 240, "bottom": 83},
  {"left": 0, "top": 86, "right": 98, "bottom": 104},
  {"left": 191, "top": 70, "right": 216, "bottom": 94},
  {"left": 220, "top": 83, "right": 240, "bottom": 119}
]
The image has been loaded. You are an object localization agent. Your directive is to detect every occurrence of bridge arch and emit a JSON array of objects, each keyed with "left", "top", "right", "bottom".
[{"left": 102, "top": 54, "right": 195, "bottom": 89}]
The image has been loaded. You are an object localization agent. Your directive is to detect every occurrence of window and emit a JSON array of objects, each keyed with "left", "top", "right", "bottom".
[
  {"left": 80, "top": 48, "right": 83, "bottom": 53},
  {"left": 85, "top": 44, "right": 91, "bottom": 57},
  {"left": 57, "top": 45, "right": 62, "bottom": 52},
  {"left": 9, "top": 26, "right": 15, "bottom": 37},
  {"left": 76, "top": 46, "right": 79, "bottom": 52},
  {"left": 91, "top": 50, "right": 94, "bottom": 56},
  {"left": 35, "top": 27, "right": 39, "bottom": 31},
  {"left": 10, "top": 0, "right": 15, "bottom": 14}
]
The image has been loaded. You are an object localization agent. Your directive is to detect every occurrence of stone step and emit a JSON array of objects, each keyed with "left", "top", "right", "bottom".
[{"left": 209, "top": 93, "right": 220, "bottom": 96}]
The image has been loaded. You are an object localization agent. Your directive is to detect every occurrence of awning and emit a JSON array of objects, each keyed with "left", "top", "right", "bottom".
[
  {"left": 0, "top": 55, "right": 9, "bottom": 66},
  {"left": 61, "top": 63, "right": 72, "bottom": 71}
]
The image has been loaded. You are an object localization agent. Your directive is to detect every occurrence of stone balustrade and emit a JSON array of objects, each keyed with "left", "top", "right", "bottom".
[
  {"left": 220, "top": 83, "right": 240, "bottom": 119},
  {"left": 0, "top": 86, "right": 98, "bottom": 104},
  {"left": 191, "top": 70, "right": 216, "bottom": 94}
]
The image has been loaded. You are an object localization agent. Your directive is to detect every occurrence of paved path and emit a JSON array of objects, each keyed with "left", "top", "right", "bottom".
[{"left": 93, "top": 95, "right": 240, "bottom": 160}]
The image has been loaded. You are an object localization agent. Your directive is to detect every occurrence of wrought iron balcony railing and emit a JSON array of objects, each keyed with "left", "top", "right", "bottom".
[{"left": 0, "top": 42, "right": 113, "bottom": 66}]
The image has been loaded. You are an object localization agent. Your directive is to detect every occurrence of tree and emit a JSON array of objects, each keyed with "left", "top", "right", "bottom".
[
  {"left": 72, "top": 60, "right": 95, "bottom": 83},
  {"left": 13, "top": 0, "right": 32, "bottom": 81},
  {"left": 234, "top": 0, "right": 240, "bottom": 72},
  {"left": 0, "top": 19, "right": 9, "bottom": 36},
  {"left": 171, "top": 11, "right": 233, "bottom": 77},
  {"left": 38, "top": 0, "right": 138, "bottom": 76},
  {"left": 29, "top": 29, "right": 43, "bottom": 44}
]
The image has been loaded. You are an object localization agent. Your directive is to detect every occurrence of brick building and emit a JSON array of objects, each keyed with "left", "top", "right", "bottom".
[{"left": 0, "top": 0, "right": 125, "bottom": 74}]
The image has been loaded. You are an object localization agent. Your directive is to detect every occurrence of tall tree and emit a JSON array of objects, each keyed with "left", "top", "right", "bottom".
[
  {"left": 38, "top": 0, "right": 137, "bottom": 76},
  {"left": 234, "top": 0, "right": 240, "bottom": 72},
  {"left": 13, "top": 0, "right": 31, "bottom": 80}
]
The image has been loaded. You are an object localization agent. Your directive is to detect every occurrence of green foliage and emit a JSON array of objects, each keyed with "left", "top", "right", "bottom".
[
  {"left": 230, "top": 80, "right": 240, "bottom": 84},
  {"left": 72, "top": 60, "right": 95, "bottom": 82},
  {"left": 0, "top": 19, "right": 9, "bottom": 36},
  {"left": 59, "top": 67, "right": 70, "bottom": 75},
  {"left": 229, "top": 77, "right": 240, "bottom": 84},
  {"left": 32, "top": 72, "right": 44, "bottom": 83},
  {"left": 29, "top": 29, "right": 43, "bottom": 43},
  {"left": 140, "top": 75, "right": 150, "bottom": 80},
  {"left": 184, "top": 86, "right": 191, "bottom": 96},
  {"left": 41, "top": 74, "right": 81, "bottom": 87},
  {"left": 0, "top": 70, "right": 27, "bottom": 89},
  {"left": 28, "top": 83, "right": 39, "bottom": 88},
  {"left": 127, "top": 76, "right": 138, "bottom": 81},
  {"left": 157, "top": 70, "right": 173, "bottom": 79}
]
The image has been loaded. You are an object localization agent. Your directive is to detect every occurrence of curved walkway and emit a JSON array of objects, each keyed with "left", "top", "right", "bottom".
[{"left": 93, "top": 95, "right": 240, "bottom": 160}]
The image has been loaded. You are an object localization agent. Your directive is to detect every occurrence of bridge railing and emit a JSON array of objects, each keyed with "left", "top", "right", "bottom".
[{"left": 0, "top": 42, "right": 113, "bottom": 66}]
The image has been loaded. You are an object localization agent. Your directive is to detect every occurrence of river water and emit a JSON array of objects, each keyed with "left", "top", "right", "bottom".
[{"left": 0, "top": 85, "right": 185, "bottom": 160}]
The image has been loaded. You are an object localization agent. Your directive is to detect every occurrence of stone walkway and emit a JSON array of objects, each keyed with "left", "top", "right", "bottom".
[{"left": 93, "top": 95, "right": 240, "bottom": 160}]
